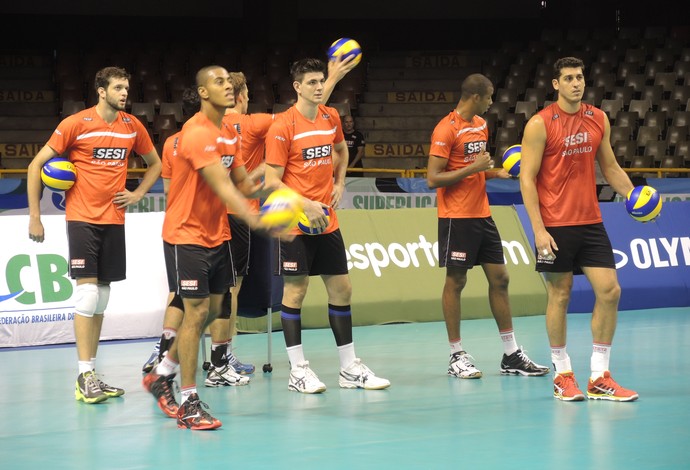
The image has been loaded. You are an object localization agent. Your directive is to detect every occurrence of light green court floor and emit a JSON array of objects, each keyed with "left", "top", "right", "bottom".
[{"left": 1, "top": 307, "right": 688, "bottom": 469}]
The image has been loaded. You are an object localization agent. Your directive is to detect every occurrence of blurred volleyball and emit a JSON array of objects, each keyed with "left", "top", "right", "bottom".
[
  {"left": 625, "top": 185, "right": 662, "bottom": 222},
  {"left": 297, "top": 207, "right": 330, "bottom": 235},
  {"left": 259, "top": 188, "right": 303, "bottom": 233},
  {"left": 328, "top": 38, "right": 362, "bottom": 66},
  {"left": 41, "top": 157, "right": 76, "bottom": 191},
  {"left": 501, "top": 144, "right": 521, "bottom": 177}
]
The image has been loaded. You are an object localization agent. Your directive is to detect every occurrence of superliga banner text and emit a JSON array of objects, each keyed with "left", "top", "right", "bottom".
[{"left": 0, "top": 213, "right": 168, "bottom": 347}]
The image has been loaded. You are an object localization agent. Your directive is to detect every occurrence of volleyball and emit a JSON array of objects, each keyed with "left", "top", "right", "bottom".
[
  {"left": 41, "top": 157, "right": 76, "bottom": 191},
  {"left": 328, "top": 38, "right": 362, "bottom": 66},
  {"left": 259, "top": 188, "right": 303, "bottom": 233},
  {"left": 501, "top": 144, "right": 521, "bottom": 177},
  {"left": 297, "top": 207, "right": 330, "bottom": 235},
  {"left": 625, "top": 185, "right": 662, "bottom": 222}
]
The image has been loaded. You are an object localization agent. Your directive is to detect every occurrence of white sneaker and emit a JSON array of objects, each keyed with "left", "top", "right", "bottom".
[
  {"left": 448, "top": 351, "right": 483, "bottom": 379},
  {"left": 288, "top": 361, "right": 326, "bottom": 394},
  {"left": 339, "top": 358, "right": 391, "bottom": 390},
  {"left": 204, "top": 364, "right": 250, "bottom": 387}
]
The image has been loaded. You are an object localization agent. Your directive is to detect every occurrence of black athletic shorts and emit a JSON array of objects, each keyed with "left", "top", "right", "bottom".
[
  {"left": 273, "top": 229, "right": 348, "bottom": 276},
  {"left": 536, "top": 223, "right": 615, "bottom": 274},
  {"left": 437, "top": 217, "right": 505, "bottom": 268},
  {"left": 228, "top": 214, "right": 251, "bottom": 277},
  {"left": 163, "top": 241, "right": 235, "bottom": 298},
  {"left": 67, "top": 221, "right": 126, "bottom": 281}
]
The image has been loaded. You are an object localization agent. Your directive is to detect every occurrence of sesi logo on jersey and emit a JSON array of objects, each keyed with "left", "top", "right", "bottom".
[
  {"left": 464, "top": 141, "right": 487, "bottom": 154},
  {"left": 93, "top": 148, "right": 127, "bottom": 160},
  {"left": 302, "top": 144, "right": 332, "bottom": 160},
  {"left": 221, "top": 155, "right": 235, "bottom": 168}
]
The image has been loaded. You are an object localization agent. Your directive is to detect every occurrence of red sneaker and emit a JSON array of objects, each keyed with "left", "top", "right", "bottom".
[
  {"left": 142, "top": 372, "right": 179, "bottom": 418},
  {"left": 553, "top": 372, "right": 585, "bottom": 401},
  {"left": 177, "top": 394, "right": 222, "bottom": 430},
  {"left": 587, "top": 371, "right": 639, "bottom": 402}
]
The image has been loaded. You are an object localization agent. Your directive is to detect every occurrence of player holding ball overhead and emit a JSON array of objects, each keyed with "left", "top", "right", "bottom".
[
  {"left": 265, "top": 57, "right": 390, "bottom": 394},
  {"left": 520, "top": 57, "right": 639, "bottom": 402},
  {"left": 427, "top": 73, "right": 549, "bottom": 381}
]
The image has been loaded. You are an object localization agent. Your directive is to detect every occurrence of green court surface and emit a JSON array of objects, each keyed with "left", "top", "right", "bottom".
[{"left": 1, "top": 308, "right": 688, "bottom": 469}]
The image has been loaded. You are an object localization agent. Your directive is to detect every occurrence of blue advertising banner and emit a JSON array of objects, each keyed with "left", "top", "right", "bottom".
[{"left": 516, "top": 201, "right": 690, "bottom": 313}]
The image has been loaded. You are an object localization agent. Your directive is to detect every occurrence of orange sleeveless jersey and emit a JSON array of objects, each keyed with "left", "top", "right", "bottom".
[
  {"left": 162, "top": 112, "right": 245, "bottom": 247},
  {"left": 47, "top": 106, "right": 154, "bottom": 224},
  {"left": 265, "top": 105, "right": 344, "bottom": 234},
  {"left": 537, "top": 103, "right": 605, "bottom": 227},
  {"left": 160, "top": 131, "right": 181, "bottom": 179},
  {"left": 429, "top": 111, "right": 491, "bottom": 218},
  {"left": 223, "top": 112, "right": 275, "bottom": 213}
]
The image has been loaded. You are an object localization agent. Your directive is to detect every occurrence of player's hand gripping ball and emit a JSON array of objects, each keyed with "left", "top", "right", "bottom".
[
  {"left": 259, "top": 188, "right": 304, "bottom": 234},
  {"left": 297, "top": 206, "right": 330, "bottom": 235},
  {"left": 501, "top": 144, "right": 521, "bottom": 177},
  {"left": 328, "top": 38, "right": 362, "bottom": 66},
  {"left": 625, "top": 185, "right": 662, "bottom": 222},
  {"left": 41, "top": 157, "right": 77, "bottom": 191}
]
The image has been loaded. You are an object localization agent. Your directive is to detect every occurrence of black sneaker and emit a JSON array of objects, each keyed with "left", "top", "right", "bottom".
[
  {"left": 95, "top": 373, "right": 125, "bottom": 397},
  {"left": 75, "top": 371, "right": 109, "bottom": 404},
  {"left": 177, "top": 393, "right": 222, "bottom": 430},
  {"left": 142, "top": 371, "right": 179, "bottom": 418},
  {"left": 500, "top": 348, "right": 550, "bottom": 376}
]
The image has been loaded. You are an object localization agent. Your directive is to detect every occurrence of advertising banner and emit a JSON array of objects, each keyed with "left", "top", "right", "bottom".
[
  {"left": 515, "top": 201, "right": 690, "bottom": 313},
  {"left": 0, "top": 213, "right": 168, "bottom": 347}
]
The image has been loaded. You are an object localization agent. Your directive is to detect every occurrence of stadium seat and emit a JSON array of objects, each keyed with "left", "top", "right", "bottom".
[
  {"left": 643, "top": 110, "right": 668, "bottom": 132},
  {"left": 628, "top": 154, "right": 654, "bottom": 177},
  {"left": 617, "top": 62, "right": 641, "bottom": 85},
  {"left": 495, "top": 88, "right": 519, "bottom": 106},
  {"left": 643, "top": 140, "right": 669, "bottom": 167},
  {"left": 641, "top": 85, "right": 664, "bottom": 104},
  {"left": 514, "top": 101, "right": 537, "bottom": 120},
  {"left": 623, "top": 48, "right": 647, "bottom": 64},
  {"left": 666, "top": 125, "right": 689, "bottom": 149},
  {"left": 636, "top": 125, "right": 662, "bottom": 149},
  {"left": 671, "top": 85, "right": 690, "bottom": 104},
  {"left": 600, "top": 99, "right": 624, "bottom": 120},
  {"left": 613, "top": 111, "right": 639, "bottom": 130},
  {"left": 61, "top": 100, "right": 85, "bottom": 118},
  {"left": 611, "top": 86, "right": 635, "bottom": 103},
  {"left": 487, "top": 101, "right": 510, "bottom": 124},
  {"left": 523, "top": 88, "right": 547, "bottom": 107},
  {"left": 672, "top": 110, "right": 690, "bottom": 127},
  {"left": 657, "top": 99, "right": 680, "bottom": 115},
  {"left": 159, "top": 102, "right": 184, "bottom": 123},
  {"left": 142, "top": 88, "right": 167, "bottom": 109},
  {"left": 659, "top": 154, "right": 684, "bottom": 176},
  {"left": 583, "top": 86, "right": 605, "bottom": 106},
  {"left": 613, "top": 140, "right": 637, "bottom": 167},
  {"left": 654, "top": 73, "right": 678, "bottom": 95},
  {"left": 674, "top": 140, "right": 690, "bottom": 167},
  {"left": 494, "top": 127, "right": 519, "bottom": 147},
  {"left": 610, "top": 125, "right": 633, "bottom": 146},
  {"left": 130, "top": 102, "right": 155, "bottom": 125},
  {"left": 624, "top": 74, "right": 647, "bottom": 97},
  {"left": 628, "top": 99, "right": 653, "bottom": 120}
]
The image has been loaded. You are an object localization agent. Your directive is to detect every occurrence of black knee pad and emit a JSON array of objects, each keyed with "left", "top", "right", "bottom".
[{"left": 168, "top": 293, "right": 184, "bottom": 311}]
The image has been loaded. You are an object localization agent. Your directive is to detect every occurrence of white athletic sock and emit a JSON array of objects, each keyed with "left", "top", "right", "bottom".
[
  {"left": 449, "top": 339, "right": 463, "bottom": 354},
  {"left": 286, "top": 345, "right": 306, "bottom": 369},
  {"left": 551, "top": 346, "right": 572, "bottom": 374},
  {"left": 89, "top": 358, "right": 96, "bottom": 371},
  {"left": 78, "top": 361, "right": 93, "bottom": 374},
  {"left": 180, "top": 386, "right": 196, "bottom": 404},
  {"left": 337, "top": 343, "right": 357, "bottom": 369},
  {"left": 591, "top": 342, "right": 611, "bottom": 380},
  {"left": 156, "top": 354, "right": 178, "bottom": 376},
  {"left": 499, "top": 329, "right": 519, "bottom": 355}
]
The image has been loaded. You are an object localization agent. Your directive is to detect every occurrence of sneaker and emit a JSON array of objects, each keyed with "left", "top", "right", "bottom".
[
  {"left": 448, "top": 351, "right": 482, "bottom": 379},
  {"left": 142, "top": 371, "right": 179, "bottom": 418},
  {"left": 75, "top": 371, "right": 109, "bottom": 404},
  {"left": 288, "top": 361, "right": 326, "bottom": 394},
  {"left": 142, "top": 340, "right": 161, "bottom": 373},
  {"left": 500, "top": 348, "right": 550, "bottom": 376},
  {"left": 339, "top": 358, "right": 391, "bottom": 390},
  {"left": 553, "top": 371, "right": 585, "bottom": 401},
  {"left": 95, "top": 373, "right": 125, "bottom": 397},
  {"left": 177, "top": 393, "right": 222, "bottom": 430},
  {"left": 587, "top": 371, "right": 639, "bottom": 402},
  {"left": 204, "top": 364, "right": 250, "bottom": 387},
  {"left": 225, "top": 352, "right": 256, "bottom": 375}
]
